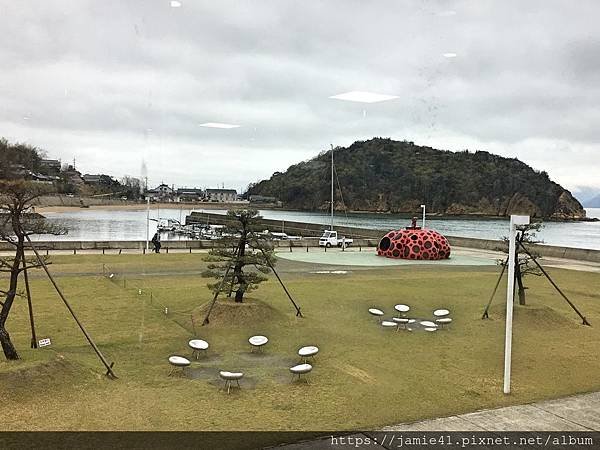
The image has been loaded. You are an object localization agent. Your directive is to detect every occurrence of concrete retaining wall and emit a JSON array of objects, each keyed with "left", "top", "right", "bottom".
[
  {"left": 2, "top": 213, "right": 599, "bottom": 262},
  {"left": 0, "top": 239, "right": 380, "bottom": 252},
  {"left": 186, "top": 212, "right": 600, "bottom": 263}
]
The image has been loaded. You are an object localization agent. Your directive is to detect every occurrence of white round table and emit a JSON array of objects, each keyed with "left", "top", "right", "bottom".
[
  {"left": 290, "top": 363, "right": 313, "bottom": 383},
  {"left": 433, "top": 309, "right": 450, "bottom": 317},
  {"left": 219, "top": 371, "right": 244, "bottom": 394},
  {"left": 394, "top": 304, "right": 410, "bottom": 313},
  {"left": 249, "top": 335, "right": 269, "bottom": 352},
  {"left": 168, "top": 355, "right": 191, "bottom": 376},
  {"left": 368, "top": 308, "right": 384, "bottom": 316},
  {"left": 188, "top": 339, "right": 209, "bottom": 359},
  {"left": 424, "top": 327, "right": 438, "bottom": 332},
  {"left": 381, "top": 320, "right": 397, "bottom": 328},
  {"left": 420, "top": 320, "right": 437, "bottom": 328},
  {"left": 298, "top": 345, "right": 319, "bottom": 363}
]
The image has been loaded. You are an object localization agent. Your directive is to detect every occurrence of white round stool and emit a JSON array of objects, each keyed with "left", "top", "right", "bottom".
[
  {"left": 249, "top": 335, "right": 269, "bottom": 353},
  {"left": 219, "top": 371, "right": 244, "bottom": 394},
  {"left": 368, "top": 308, "right": 384, "bottom": 318},
  {"left": 436, "top": 317, "right": 453, "bottom": 328},
  {"left": 168, "top": 355, "right": 191, "bottom": 376},
  {"left": 392, "top": 317, "right": 410, "bottom": 330},
  {"left": 298, "top": 345, "right": 319, "bottom": 363},
  {"left": 290, "top": 363, "right": 313, "bottom": 384},
  {"left": 188, "top": 339, "right": 209, "bottom": 360}
]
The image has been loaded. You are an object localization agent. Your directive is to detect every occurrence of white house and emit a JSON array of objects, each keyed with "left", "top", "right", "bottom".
[{"left": 206, "top": 188, "right": 237, "bottom": 202}]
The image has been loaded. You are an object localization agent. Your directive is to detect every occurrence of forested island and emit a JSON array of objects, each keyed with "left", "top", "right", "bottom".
[{"left": 248, "top": 138, "right": 589, "bottom": 220}]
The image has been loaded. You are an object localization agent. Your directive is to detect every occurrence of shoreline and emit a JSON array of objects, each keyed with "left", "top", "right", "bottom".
[
  {"left": 35, "top": 202, "right": 244, "bottom": 214},
  {"left": 35, "top": 202, "right": 599, "bottom": 222}
]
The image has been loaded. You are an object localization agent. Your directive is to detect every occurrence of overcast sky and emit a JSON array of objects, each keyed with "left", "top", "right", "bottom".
[{"left": 1, "top": 0, "right": 599, "bottom": 196}]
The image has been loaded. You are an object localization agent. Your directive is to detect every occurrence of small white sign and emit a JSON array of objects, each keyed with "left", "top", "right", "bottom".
[{"left": 38, "top": 338, "right": 51, "bottom": 347}]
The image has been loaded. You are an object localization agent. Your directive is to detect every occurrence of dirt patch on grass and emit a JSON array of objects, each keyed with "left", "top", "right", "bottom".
[
  {"left": 192, "top": 297, "right": 285, "bottom": 327},
  {"left": 333, "top": 362, "right": 376, "bottom": 384},
  {"left": 0, "top": 356, "right": 85, "bottom": 389},
  {"left": 516, "top": 305, "right": 583, "bottom": 328}
]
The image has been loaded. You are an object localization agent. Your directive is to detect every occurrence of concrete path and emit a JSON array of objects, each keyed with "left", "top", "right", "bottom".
[
  {"left": 275, "top": 391, "right": 600, "bottom": 448},
  {"left": 2, "top": 245, "right": 600, "bottom": 273}
]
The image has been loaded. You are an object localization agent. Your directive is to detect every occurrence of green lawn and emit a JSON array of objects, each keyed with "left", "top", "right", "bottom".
[{"left": 1, "top": 253, "right": 599, "bottom": 433}]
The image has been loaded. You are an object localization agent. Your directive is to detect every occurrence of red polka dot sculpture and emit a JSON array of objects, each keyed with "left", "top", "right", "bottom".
[{"left": 377, "top": 225, "right": 451, "bottom": 260}]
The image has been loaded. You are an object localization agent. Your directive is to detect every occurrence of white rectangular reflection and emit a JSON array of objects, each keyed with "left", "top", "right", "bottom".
[
  {"left": 329, "top": 91, "right": 398, "bottom": 103},
  {"left": 199, "top": 122, "right": 240, "bottom": 129}
]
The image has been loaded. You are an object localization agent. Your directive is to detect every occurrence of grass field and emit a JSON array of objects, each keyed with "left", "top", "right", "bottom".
[{"left": 1, "top": 252, "right": 599, "bottom": 433}]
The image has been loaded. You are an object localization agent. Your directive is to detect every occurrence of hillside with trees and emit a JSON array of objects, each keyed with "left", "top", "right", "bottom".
[
  {"left": 248, "top": 138, "right": 587, "bottom": 220},
  {"left": 0, "top": 138, "right": 143, "bottom": 200}
]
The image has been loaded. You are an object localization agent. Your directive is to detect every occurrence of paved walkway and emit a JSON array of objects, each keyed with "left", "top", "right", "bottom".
[{"left": 276, "top": 391, "right": 600, "bottom": 448}]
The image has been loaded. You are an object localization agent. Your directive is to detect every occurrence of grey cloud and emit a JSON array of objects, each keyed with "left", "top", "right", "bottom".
[{"left": 1, "top": 0, "right": 600, "bottom": 191}]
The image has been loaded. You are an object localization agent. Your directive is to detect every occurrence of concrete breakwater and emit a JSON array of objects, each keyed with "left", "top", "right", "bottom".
[
  {"left": 1, "top": 236, "right": 599, "bottom": 263},
  {"left": 186, "top": 212, "right": 600, "bottom": 263},
  {"left": 1, "top": 214, "right": 599, "bottom": 263},
  {"left": 0, "top": 238, "right": 380, "bottom": 252}
]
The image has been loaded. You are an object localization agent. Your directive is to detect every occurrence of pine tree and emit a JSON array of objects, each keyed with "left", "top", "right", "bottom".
[
  {"left": 500, "top": 222, "right": 543, "bottom": 305},
  {"left": 1, "top": 179, "right": 65, "bottom": 360},
  {"left": 202, "top": 209, "right": 275, "bottom": 303}
]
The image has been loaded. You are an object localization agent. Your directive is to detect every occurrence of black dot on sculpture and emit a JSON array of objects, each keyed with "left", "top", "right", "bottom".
[{"left": 379, "top": 236, "right": 391, "bottom": 251}]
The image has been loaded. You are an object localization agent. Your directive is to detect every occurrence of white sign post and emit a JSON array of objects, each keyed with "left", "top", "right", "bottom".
[
  {"left": 503, "top": 214, "right": 530, "bottom": 394},
  {"left": 421, "top": 204, "right": 426, "bottom": 228}
]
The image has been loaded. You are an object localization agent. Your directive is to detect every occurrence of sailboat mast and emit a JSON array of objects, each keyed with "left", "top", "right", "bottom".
[{"left": 330, "top": 144, "right": 334, "bottom": 230}]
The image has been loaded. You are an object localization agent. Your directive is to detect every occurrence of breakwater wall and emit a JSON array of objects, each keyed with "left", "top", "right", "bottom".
[
  {"left": 0, "top": 238, "right": 379, "bottom": 253},
  {"left": 1, "top": 214, "right": 599, "bottom": 262},
  {"left": 186, "top": 212, "right": 600, "bottom": 263},
  {"left": 3, "top": 236, "right": 598, "bottom": 262},
  {"left": 32, "top": 195, "right": 130, "bottom": 207}
]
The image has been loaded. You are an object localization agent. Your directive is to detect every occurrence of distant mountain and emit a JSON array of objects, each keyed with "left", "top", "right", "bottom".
[
  {"left": 249, "top": 138, "right": 587, "bottom": 220},
  {"left": 572, "top": 186, "right": 600, "bottom": 205},
  {"left": 584, "top": 194, "right": 600, "bottom": 208}
]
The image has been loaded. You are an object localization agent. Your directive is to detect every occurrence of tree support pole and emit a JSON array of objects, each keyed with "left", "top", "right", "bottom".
[
  {"left": 517, "top": 241, "right": 590, "bottom": 326},
  {"left": 482, "top": 260, "right": 507, "bottom": 319},
  {"left": 19, "top": 247, "right": 37, "bottom": 348},
  {"left": 251, "top": 232, "right": 303, "bottom": 317},
  {"left": 24, "top": 234, "right": 118, "bottom": 378},
  {"left": 202, "top": 244, "right": 240, "bottom": 325}
]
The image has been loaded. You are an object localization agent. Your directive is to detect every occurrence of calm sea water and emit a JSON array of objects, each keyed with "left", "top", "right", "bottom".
[{"left": 37, "top": 207, "right": 600, "bottom": 250}]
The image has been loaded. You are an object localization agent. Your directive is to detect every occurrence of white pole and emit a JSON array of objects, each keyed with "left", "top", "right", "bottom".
[
  {"left": 146, "top": 197, "right": 150, "bottom": 251},
  {"left": 503, "top": 214, "right": 529, "bottom": 394},
  {"left": 330, "top": 144, "right": 334, "bottom": 231},
  {"left": 421, "top": 204, "right": 426, "bottom": 228}
]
